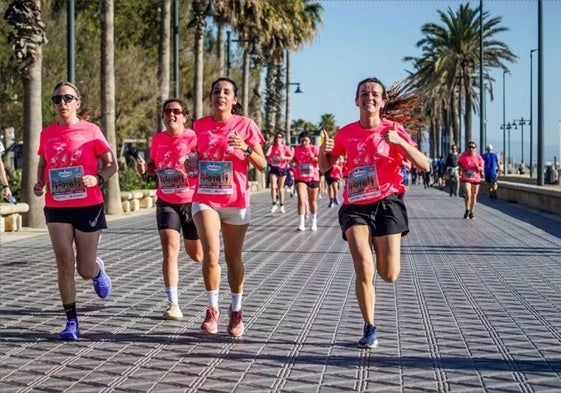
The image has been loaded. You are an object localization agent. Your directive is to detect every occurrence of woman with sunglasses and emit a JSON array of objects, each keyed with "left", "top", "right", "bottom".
[
  {"left": 136, "top": 98, "right": 203, "bottom": 320},
  {"left": 33, "top": 81, "right": 118, "bottom": 340},
  {"left": 192, "top": 77, "right": 265, "bottom": 337},
  {"left": 265, "top": 132, "right": 292, "bottom": 214},
  {"left": 458, "top": 141, "right": 485, "bottom": 219}
]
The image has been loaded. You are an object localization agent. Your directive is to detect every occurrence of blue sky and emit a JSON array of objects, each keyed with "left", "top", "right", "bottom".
[{"left": 288, "top": 0, "right": 561, "bottom": 164}]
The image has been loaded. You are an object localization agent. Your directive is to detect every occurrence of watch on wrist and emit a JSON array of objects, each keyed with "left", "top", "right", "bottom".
[
  {"left": 243, "top": 146, "right": 253, "bottom": 157},
  {"left": 96, "top": 174, "right": 106, "bottom": 187}
]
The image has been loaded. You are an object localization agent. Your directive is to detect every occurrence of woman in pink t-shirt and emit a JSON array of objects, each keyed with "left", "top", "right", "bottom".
[
  {"left": 458, "top": 141, "right": 485, "bottom": 219},
  {"left": 319, "top": 77, "right": 430, "bottom": 349},
  {"left": 33, "top": 81, "right": 118, "bottom": 341},
  {"left": 136, "top": 98, "right": 203, "bottom": 321},
  {"left": 192, "top": 77, "right": 265, "bottom": 338},
  {"left": 265, "top": 132, "right": 293, "bottom": 214},
  {"left": 292, "top": 131, "right": 321, "bottom": 231}
]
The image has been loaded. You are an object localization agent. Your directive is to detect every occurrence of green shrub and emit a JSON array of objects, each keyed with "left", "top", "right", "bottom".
[{"left": 118, "top": 168, "right": 157, "bottom": 191}]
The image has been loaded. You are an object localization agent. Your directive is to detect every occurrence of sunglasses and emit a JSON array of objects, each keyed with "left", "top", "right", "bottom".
[
  {"left": 51, "top": 94, "right": 78, "bottom": 104},
  {"left": 468, "top": 145, "right": 476, "bottom": 149},
  {"left": 275, "top": 136, "right": 283, "bottom": 139},
  {"left": 163, "top": 108, "right": 183, "bottom": 115}
]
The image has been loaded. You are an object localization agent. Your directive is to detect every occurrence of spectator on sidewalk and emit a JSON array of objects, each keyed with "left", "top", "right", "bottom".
[
  {"left": 482, "top": 144, "right": 501, "bottom": 200},
  {"left": 0, "top": 141, "right": 14, "bottom": 202},
  {"left": 445, "top": 145, "right": 460, "bottom": 197},
  {"left": 192, "top": 77, "right": 265, "bottom": 338},
  {"left": 136, "top": 98, "right": 203, "bottom": 321},
  {"left": 319, "top": 77, "right": 430, "bottom": 349},
  {"left": 33, "top": 81, "right": 118, "bottom": 340}
]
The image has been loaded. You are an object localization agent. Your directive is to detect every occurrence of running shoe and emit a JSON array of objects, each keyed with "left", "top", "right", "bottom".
[
  {"left": 463, "top": 210, "right": 469, "bottom": 219},
  {"left": 297, "top": 224, "right": 306, "bottom": 231},
  {"left": 201, "top": 306, "right": 219, "bottom": 334},
  {"left": 270, "top": 204, "right": 279, "bottom": 213},
  {"left": 92, "top": 257, "right": 111, "bottom": 299},
  {"left": 357, "top": 324, "right": 378, "bottom": 349},
  {"left": 279, "top": 205, "right": 285, "bottom": 214},
  {"left": 311, "top": 221, "right": 318, "bottom": 231},
  {"left": 328, "top": 201, "right": 333, "bottom": 208},
  {"left": 335, "top": 197, "right": 341, "bottom": 205},
  {"left": 227, "top": 306, "right": 244, "bottom": 337},
  {"left": 163, "top": 302, "right": 183, "bottom": 320},
  {"left": 59, "top": 318, "right": 79, "bottom": 341},
  {"left": 469, "top": 212, "right": 474, "bottom": 219}
]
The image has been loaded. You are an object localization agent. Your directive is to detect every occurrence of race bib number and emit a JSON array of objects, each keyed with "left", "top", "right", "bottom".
[
  {"left": 299, "top": 163, "right": 312, "bottom": 176},
  {"left": 347, "top": 165, "right": 381, "bottom": 203},
  {"left": 198, "top": 161, "right": 233, "bottom": 195},
  {"left": 156, "top": 168, "right": 188, "bottom": 194},
  {"left": 49, "top": 166, "right": 87, "bottom": 201},
  {"left": 464, "top": 169, "right": 475, "bottom": 179},
  {"left": 271, "top": 155, "right": 281, "bottom": 166}
]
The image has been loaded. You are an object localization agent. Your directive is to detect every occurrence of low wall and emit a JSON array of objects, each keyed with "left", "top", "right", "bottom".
[
  {"left": 480, "top": 180, "right": 561, "bottom": 215},
  {"left": 0, "top": 202, "right": 30, "bottom": 232}
]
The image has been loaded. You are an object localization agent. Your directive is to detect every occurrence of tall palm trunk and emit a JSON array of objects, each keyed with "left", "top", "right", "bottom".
[
  {"left": 101, "top": 0, "right": 121, "bottom": 215},
  {"left": 157, "top": 0, "right": 171, "bottom": 128},
  {"left": 21, "top": 44, "right": 44, "bottom": 227}
]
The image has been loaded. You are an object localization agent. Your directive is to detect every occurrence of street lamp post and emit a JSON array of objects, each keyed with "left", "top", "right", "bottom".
[
  {"left": 529, "top": 48, "right": 537, "bottom": 177},
  {"left": 513, "top": 117, "right": 529, "bottom": 168},
  {"left": 285, "top": 81, "right": 302, "bottom": 144},
  {"left": 502, "top": 70, "right": 508, "bottom": 173},
  {"left": 506, "top": 122, "right": 512, "bottom": 172}
]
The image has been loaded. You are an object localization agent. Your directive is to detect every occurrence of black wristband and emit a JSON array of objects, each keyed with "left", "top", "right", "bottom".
[
  {"left": 96, "top": 174, "right": 106, "bottom": 187},
  {"left": 2, "top": 185, "right": 9, "bottom": 188}
]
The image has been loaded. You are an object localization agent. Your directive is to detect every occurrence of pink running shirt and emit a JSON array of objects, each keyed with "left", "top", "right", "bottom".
[
  {"left": 267, "top": 144, "right": 292, "bottom": 169},
  {"left": 38, "top": 120, "right": 111, "bottom": 207},
  {"left": 331, "top": 119, "right": 415, "bottom": 204},
  {"left": 293, "top": 144, "right": 320, "bottom": 181},
  {"left": 192, "top": 115, "right": 264, "bottom": 208},
  {"left": 150, "top": 129, "right": 197, "bottom": 204},
  {"left": 458, "top": 152, "right": 484, "bottom": 183}
]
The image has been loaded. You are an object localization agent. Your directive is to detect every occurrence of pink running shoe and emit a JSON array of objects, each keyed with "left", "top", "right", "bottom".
[
  {"left": 201, "top": 306, "right": 219, "bottom": 334},
  {"left": 228, "top": 306, "right": 244, "bottom": 337}
]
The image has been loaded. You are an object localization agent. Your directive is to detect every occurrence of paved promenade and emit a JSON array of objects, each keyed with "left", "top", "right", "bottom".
[{"left": 1, "top": 185, "right": 561, "bottom": 392}]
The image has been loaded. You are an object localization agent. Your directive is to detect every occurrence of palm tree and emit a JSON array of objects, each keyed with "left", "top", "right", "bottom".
[
  {"left": 5, "top": 0, "right": 47, "bottom": 228},
  {"left": 101, "top": 0, "right": 121, "bottom": 215},
  {"left": 405, "top": 3, "right": 515, "bottom": 153},
  {"left": 318, "top": 113, "right": 338, "bottom": 135}
]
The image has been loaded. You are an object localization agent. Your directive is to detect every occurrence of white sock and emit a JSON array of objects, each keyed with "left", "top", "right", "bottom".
[
  {"left": 299, "top": 215, "right": 305, "bottom": 226},
  {"left": 231, "top": 292, "right": 243, "bottom": 312},
  {"left": 311, "top": 213, "right": 317, "bottom": 222},
  {"left": 207, "top": 289, "right": 219, "bottom": 309},
  {"left": 166, "top": 287, "right": 178, "bottom": 304}
]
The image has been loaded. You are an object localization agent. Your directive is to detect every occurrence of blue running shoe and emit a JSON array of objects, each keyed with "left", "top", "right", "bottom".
[
  {"left": 59, "top": 318, "right": 79, "bottom": 340},
  {"left": 92, "top": 257, "right": 111, "bottom": 298},
  {"left": 357, "top": 324, "right": 378, "bottom": 349}
]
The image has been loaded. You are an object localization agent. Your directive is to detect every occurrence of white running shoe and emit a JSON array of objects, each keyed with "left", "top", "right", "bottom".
[
  {"left": 311, "top": 221, "right": 318, "bottom": 231},
  {"left": 279, "top": 205, "right": 285, "bottom": 214},
  {"left": 163, "top": 302, "right": 183, "bottom": 320},
  {"left": 270, "top": 205, "right": 279, "bottom": 213},
  {"left": 297, "top": 224, "right": 306, "bottom": 231}
]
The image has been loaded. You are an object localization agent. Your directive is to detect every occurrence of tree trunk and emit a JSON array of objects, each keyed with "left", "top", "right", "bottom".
[
  {"left": 101, "top": 0, "right": 121, "bottom": 215},
  {"left": 21, "top": 35, "right": 44, "bottom": 228},
  {"left": 193, "top": 16, "right": 205, "bottom": 119},
  {"left": 157, "top": 0, "right": 171, "bottom": 129}
]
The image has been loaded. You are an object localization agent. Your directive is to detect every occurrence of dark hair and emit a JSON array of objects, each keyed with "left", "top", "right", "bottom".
[
  {"left": 298, "top": 131, "right": 312, "bottom": 143},
  {"left": 210, "top": 77, "right": 243, "bottom": 115},
  {"left": 162, "top": 98, "right": 190, "bottom": 115},
  {"left": 355, "top": 77, "right": 387, "bottom": 101},
  {"left": 53, "top": 81, "right": 91, "bottom": 120}
]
